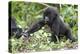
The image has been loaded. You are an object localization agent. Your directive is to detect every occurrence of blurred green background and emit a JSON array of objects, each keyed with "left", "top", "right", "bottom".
[{"left": 9, "top": 1, "right": 78, "bottom": 53}]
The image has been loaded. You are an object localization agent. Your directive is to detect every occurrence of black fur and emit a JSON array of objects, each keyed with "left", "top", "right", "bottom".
[
  {"left": 23, "top": 7, "right": 76, "bottom": 42},
  {"left": 9, "top": 17, "right": 22, "bottom": 39}
]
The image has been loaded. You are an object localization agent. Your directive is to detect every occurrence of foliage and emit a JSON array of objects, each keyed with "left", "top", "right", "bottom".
[{"left": 9, "top": 1, "right": 78, "bottom": 53}]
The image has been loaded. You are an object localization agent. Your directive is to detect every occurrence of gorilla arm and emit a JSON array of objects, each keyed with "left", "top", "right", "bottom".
[
  {"left": 23, "top": 19, "right": 45, "bottom": 37},
  {"left": 28, "top": 19, "right": 45, "bottom": 33}
]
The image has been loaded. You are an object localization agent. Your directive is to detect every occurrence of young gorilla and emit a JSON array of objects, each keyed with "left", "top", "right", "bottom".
[
  {"left": 9, "top": 17, "right": 22, "bottom": 39},
  {"left": 23, "top": 7, "right": 75, "bottom": 42}
]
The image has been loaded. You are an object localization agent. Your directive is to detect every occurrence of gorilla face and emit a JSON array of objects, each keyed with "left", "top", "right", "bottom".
[{"left": 43, "top": 7, "right": 58, "bottom": 23}]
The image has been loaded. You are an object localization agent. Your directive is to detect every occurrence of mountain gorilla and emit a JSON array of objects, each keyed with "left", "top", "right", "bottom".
[
  {"left": 23, "top": 7, "right": 76, "bottom": 42},
  {"left": 9, "top": 17, "right": 22, "bottom": 39}
]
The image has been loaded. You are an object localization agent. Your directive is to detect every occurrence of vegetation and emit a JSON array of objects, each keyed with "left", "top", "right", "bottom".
[{"left": 9, "top": 1, "right": 78, "bottom": 53}]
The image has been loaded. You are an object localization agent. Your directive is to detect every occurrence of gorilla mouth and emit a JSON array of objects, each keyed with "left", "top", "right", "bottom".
[{"left": 44, "top": 16, "right": 49, "bottom": 22}]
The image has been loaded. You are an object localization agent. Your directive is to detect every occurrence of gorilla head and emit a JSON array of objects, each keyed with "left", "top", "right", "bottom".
[{"left": 43, "top": 7, "right": 59, "bottom": 23}]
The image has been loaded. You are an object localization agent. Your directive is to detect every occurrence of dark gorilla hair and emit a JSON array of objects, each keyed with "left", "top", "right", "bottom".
[
  {"left": 23, "top": 7, "right": 76, "bottom": 42},
  {"left": 9, "top": 17, "right": 22, "bottom": 39}
]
